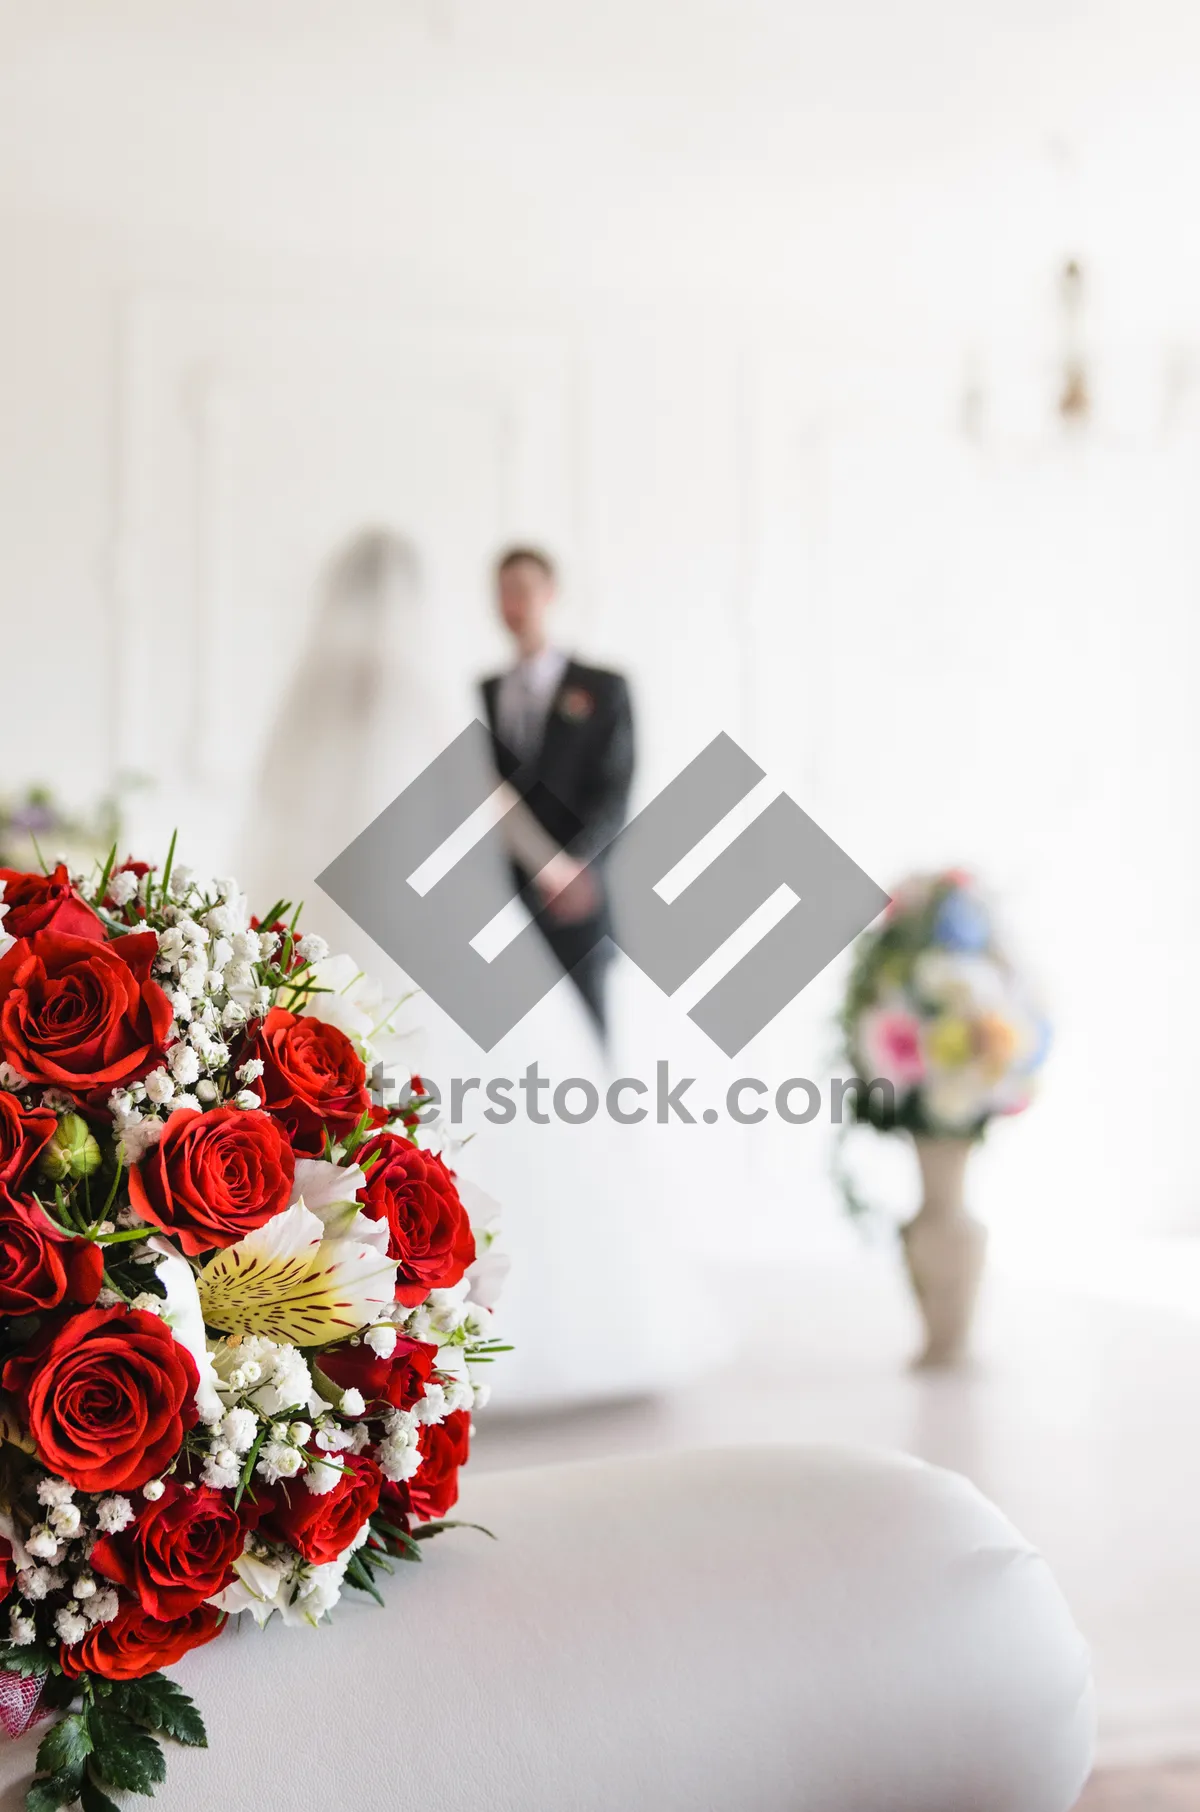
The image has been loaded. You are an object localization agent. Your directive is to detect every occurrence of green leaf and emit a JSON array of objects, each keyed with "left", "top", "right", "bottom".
[
  {"left": 372, "top": 1518, "right": 423, "bottom": 1561},
  {"left": 410, "top": 1519, "right": 496, "bottom": 1543},
  {"left": 37, "top": 1713, "right": 92, "bottom": 1778},
  {"left": 80, "top": 1778, "right": 123, "bottom": 1812},
  {"left": 94, "top": 843, "right": 119, "bottom": 908},
  {"left": 25, "top": 1771, "right": 83, "bottom": 1812},
  {"left": 95, "top": 1150, "right": 126, "bottom": 1223},
  {"left": 88, "top": 1707, "right": 166, "bottom": 1795},
  {"left": 113, "top": 1674, "right": 207, "bottom": 1748},
  {"left": 343, "top": 1554, "right": 385, "bottom": 1606},
  {"left": 256, "top": 899, "right": 287, "bottom": 934},
  {"left": 0, "top": 1646, "right": 53, "bottom": 1678},
  {"left": 233, "top": 1422, "right": 268, "bottom": 1511},
  {"left": 157, "top": 828, "right": 178, "bottom": 907}
]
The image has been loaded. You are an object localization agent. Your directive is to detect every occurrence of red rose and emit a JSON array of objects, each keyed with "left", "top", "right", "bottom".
[
  {"left": 319, "top": 1333, "right": 437, "bottom": 1415},
  {"left": 404, "top": 1409, "right": 471, "bottom": 1522},
  {"left": 0, "top": 930, "right": 172, "bottom": 1096},
  {"left": 92, "top": 1480, "right": 256, "bottom": 1618},
  {"left": 399, "top": 1074, "right": 429, "bottom": 1131},
  {"left": 375, "top": 1478, "right": 414, "bottom": 1548},
  {"left": 2, "top": 1306, "right": 198, "bottom": 1493},
  {"left": 0, "top": 1096, "right": 103, "bottom": 1313},
  {"left": 356, "top": 1134, "right": 475, "bottom": 1306},
  {"left": 261, "top": 1453, "right": 381, "bottom": 1566},
  {"left": 0, "top": 865, "right": 102, "bottom": 941},
  {"left": 0, "top": 1198, "right": 103, "bottom": 1315},
  {"left": 60, "top": 1601, "right": 222, "bottom": 1682},
  {"left": 0, "top": 1094, "right": 56, "bottom": 1201},
  {"left": 0, "top": 1536, "right": 14, "bottom": 1605},
  {"left": 129, "top": 1105, "right": 295, "bottom": 1256},
  {"left": 244, "top": 1007, "right": 371, "bottom": 1156}
]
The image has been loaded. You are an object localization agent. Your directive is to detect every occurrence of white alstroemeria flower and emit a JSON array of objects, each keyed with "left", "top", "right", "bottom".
[
  {"left": 432, "top": 1341, "right": 470, "bottom": 1385},
  {"left": 276, "top": 1524, "right": 370, "bottom": 1629},
  {"left": 291, "top": 1157, "right": 368, "bottom": 1212},
  {"left": 197, "top": 1202, "right": 397, "bottom": 1346},
  {"left": 298, "top": 1191, "right": 389, "bottom": 1259},
  {"left": 149, "top": 1240, "right": 223, "bottom": 1422},
  {"left": 457, "top": 1178, "right": 510, "bottom": 1311},
  {"left": 208, "top": 1550, "right": 287, "bottom": 1627},
  {"left": 295, "top": 955, "right": 384, "bottom": 1048},
  {"left": 286, "top": 1162, "right": 389, "bottom": 1281}
]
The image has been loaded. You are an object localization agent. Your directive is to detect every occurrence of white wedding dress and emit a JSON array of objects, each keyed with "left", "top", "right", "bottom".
[{"left": 239, "top": 530, "right": 700, "bottom": 1409}]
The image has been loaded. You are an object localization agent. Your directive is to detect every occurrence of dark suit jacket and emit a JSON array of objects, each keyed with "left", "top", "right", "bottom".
[{"left": 480, "top": 658, "right": 634, "bottom": 937}]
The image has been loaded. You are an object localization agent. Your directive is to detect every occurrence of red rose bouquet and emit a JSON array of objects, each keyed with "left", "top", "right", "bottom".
[{"left": 0, "top": 851, "right": 507, "bottom": 1809}]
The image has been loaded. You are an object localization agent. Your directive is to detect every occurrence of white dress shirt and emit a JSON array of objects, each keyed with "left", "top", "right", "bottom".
[{"left": 497, "top": 646, "right": 569, "bottom": 762}]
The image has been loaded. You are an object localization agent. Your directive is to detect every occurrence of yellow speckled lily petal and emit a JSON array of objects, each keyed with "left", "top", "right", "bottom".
[{"left": 197, "top": 1203, "right": 397, "bottom": 1345}]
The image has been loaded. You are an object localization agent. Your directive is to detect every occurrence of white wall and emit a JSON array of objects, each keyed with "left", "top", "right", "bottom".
[{"left": 2, "top": 0, "right": 1199, "bottom": 1246}]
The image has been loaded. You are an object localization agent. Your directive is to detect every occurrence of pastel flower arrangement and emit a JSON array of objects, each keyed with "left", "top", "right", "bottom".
[
  {"left": 0, "top": 847, "right": 507, "bottom": 1810},
  {"left": 840, "top": 869, "right": 1050, "bottom": 1139}
]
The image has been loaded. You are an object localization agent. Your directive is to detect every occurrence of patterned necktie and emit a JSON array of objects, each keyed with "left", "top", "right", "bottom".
[{"left": 512, "top": 670, "right": 540, "bottom": 762}]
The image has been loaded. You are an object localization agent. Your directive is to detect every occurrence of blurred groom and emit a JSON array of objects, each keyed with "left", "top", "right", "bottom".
[{"left": 481, "top": 547, "right": 634, "bottom": 1041}]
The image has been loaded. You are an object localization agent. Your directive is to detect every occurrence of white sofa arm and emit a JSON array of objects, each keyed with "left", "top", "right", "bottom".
[{"left": 0, "top": 1445, "right": 1095, "bottom": 1810}]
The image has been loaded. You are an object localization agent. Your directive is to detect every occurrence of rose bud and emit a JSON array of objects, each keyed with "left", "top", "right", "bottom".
[{"left": 38, "top": 1114, "right": 102, "bottom": 1182}]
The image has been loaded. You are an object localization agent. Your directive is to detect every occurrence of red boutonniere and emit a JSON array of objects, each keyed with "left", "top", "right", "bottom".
[{"left": 558, "top": 686, "right": 595, "bottom": 724}]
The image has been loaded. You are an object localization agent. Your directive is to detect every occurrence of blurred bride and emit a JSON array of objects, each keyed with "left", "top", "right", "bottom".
[
  {"left": 240, "top": 527, "right": 695, "bottom": 1410},
  {"left": 240, "top": 530, "right": 444, "bottom": 920}
]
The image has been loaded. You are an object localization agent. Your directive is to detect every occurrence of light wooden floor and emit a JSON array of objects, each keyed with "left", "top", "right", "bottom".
[{"left": 1078, "top": 1764, "right": 1200, "bottom": 1808}]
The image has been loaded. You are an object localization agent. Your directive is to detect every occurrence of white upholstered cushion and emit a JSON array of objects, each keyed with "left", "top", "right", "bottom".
[{"left": 0, "top": 1444, "right": 1095, "bottom": 1810}]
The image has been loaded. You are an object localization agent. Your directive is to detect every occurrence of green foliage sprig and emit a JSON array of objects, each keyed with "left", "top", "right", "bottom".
[{"left": 27, "top": 1673, "right": 206, "bottom": 1811}]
